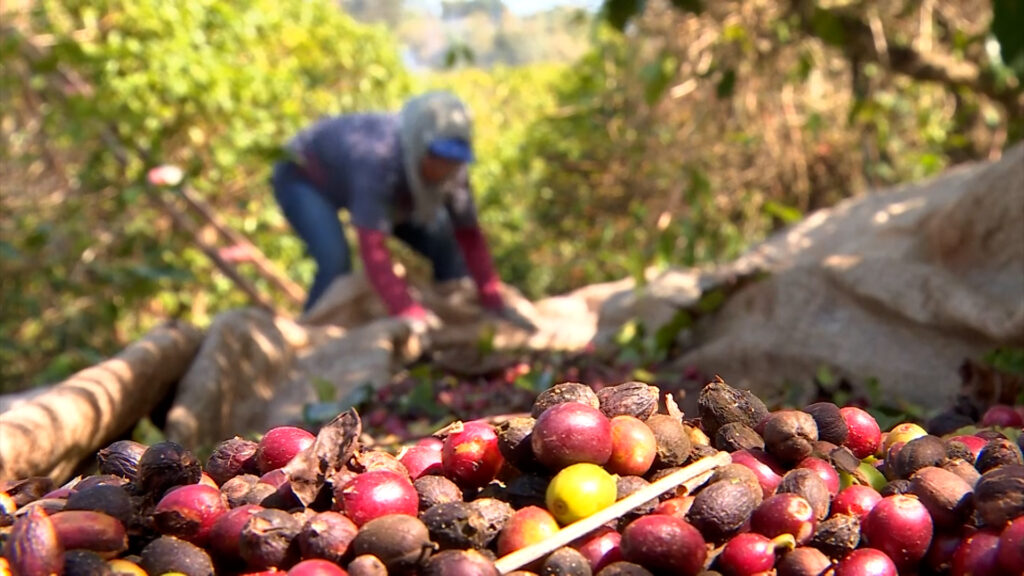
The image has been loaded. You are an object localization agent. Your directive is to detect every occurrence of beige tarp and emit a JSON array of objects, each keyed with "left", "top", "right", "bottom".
[
  {"left": 0, "top": 322, "right": 204, "bottom": 481},
  {"left": 3, "top": 144, "right": 1022, "bottom": 480},
  {"left": 163, "top": 143, "right": 1023, "bottom": 448},
  {"left": 670, "top": 142, "right": 1024, "bottom": 411},
  {"left": 162, "top": 274, "right": 603, "bottom": 449}
]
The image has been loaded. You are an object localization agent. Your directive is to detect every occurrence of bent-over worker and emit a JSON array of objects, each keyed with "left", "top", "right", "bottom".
[{"left": 272, "top": 91, "right": 507, "bottom": 328}]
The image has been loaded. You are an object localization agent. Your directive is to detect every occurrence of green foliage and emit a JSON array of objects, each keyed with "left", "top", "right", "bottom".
[
  {"left": 1, "top": 0, "right": 409, "bottom": 390},
  {"left": 488, "top": 17, "right": 773, "bottom": 297},
  {"left": 497, "top": 0, "right": 1018, "bottom": 299},
  {"left": 809, "top": 7, "right": 847, "bottom": 47},
  {"left": 983, "top": 347, "right": 1024, "bottom": 376},
  {"left": 602, "top": 0, "right": 703, "bottom": 31},
  {"left": 992, "top": 0, "right": 1024, "bottom": 74},
  {"left": 3, "top": 0, "right": 1020, "bottom": 392}
]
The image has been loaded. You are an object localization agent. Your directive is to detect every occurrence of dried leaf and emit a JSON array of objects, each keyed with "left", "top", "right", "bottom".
[{"left": 283, "top": 409, "right": 361, "bottom": 507}]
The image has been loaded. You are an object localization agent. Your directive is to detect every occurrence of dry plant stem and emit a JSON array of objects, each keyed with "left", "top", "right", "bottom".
[
  {"left": 493, "top": 451, "right": 732, "bottom": 575},
  {"left": 174, "top": 184, "right": 306, "bottom": 306}
]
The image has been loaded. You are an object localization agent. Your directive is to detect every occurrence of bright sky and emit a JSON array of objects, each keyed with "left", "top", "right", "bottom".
[
  {"left": 421, "top": 0, "right": 603, "bottom": 16},
  {"left": 505, "top": 0, "right": 602, "bottom": 15}
]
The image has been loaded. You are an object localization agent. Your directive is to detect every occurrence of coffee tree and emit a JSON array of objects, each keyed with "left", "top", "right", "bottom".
[{"left": 1, "top": 0, "right": 409, "bottom": 388}]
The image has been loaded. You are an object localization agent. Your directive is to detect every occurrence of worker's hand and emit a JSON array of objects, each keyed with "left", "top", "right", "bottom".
[{"left": 478, "top": 284, "right": 502, "bottom": 309}]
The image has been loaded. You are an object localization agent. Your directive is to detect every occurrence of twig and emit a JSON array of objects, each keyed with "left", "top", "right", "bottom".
[
  {"left": 493, "top": 451, "right": 732, "bottom": 574},
  {"left": 151, "top": 191, "right": 276, "bottom": 312},
  {"left": 173, "top": 185, "right": 307, "bottom": 307}
]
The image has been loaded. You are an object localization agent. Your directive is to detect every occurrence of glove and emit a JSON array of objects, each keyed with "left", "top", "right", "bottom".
[{"left": 478, "top": 282, "right": 504, "bottom": 312}]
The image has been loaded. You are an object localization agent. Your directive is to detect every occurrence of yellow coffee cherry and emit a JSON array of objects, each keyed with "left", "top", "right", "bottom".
[{"left": 545, "top": 462, "right": 617, "bottom": 525}]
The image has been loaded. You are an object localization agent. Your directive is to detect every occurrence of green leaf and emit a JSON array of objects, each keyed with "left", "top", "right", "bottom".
[
  {"left": 810, "top": 8, "right": 846, "bottom": 47},
  {"left": 311, "top": 376, "right": 334, "bottom": 402},
  {"left": 715, "top": 68, "right": 736, "bottom": 99},
  {"left": 653, "top": 310, "right": 692, "bottom": 355},
  {"left": 816, "top": 365, "right": 837, "bottom": 388},
  {"left": 403, "top": 379, "right": 443, "bottom": 417},
  {"left": 476, "top": 323, "right": 497, "bottom": 355},
  {"left": 696, "top": 289, "right": 726, "bottom": 314},
  {"left": 983, "top": 347, "right": 1024, "bottom": 375},
  {"left": 132, "top": 417, "right": 166, "bottom": 446},
  {"left": 762, "top": 200, "right": 804, "bottom": 224},
  {"left": 615, "top": 319, "right": 641, "bottom": 347},
  {"left": 993, "top": 0, "right": 1024, "bottom": 72},
  {"left": 632, "top": 367, "right": 655, "bottom": 382},
  {"left": 795, "top": 50, "right": 814, "bottom": 82},
  {"left": 521, "top": 368, "right": 555, "bottom": 393},
  {"left": 602, "top": 0, "right": 645, "bottom": 32},
  {"left": 443, "top": 42, "right": 475, "bottom": 69},
  {"left": 616, "top": 346, "right": 644, "bottom": 367},
  {"left": 409, "top": 364, "right": 434, "bottom": 381},
  {"left": 641, "top": 53, "right": 678, "bottom": 105}
]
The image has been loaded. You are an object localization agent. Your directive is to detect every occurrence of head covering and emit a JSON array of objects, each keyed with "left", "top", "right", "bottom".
[{"left": 399, "top": 91, "right": 473, "bottom": 226}]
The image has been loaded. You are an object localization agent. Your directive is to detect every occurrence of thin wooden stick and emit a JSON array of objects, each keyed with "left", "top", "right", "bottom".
[
  {"left": 154, "top": 192, "right": 276, "bottom": 312},
  {"left": 494, "top": 451, "right": 732, "bottom": 574},
  {"left": 174, "top": 184, "right": 307, "bottom": 306}
]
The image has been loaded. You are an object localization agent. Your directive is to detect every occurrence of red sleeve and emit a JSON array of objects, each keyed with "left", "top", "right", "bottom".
[
  {"left": 455, "top": 226, "right": 503, "bottom": 311},
  {"left": 356, "top": 227, "right": 425, "bottom": 318}
]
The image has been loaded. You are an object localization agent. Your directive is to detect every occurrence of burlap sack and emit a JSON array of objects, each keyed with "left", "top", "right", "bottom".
[
  {"left": 668, "top": 143, "right": 1024, "bottom": 410},
  {"left": 165, "top": 144, "right": 1022, "bottom": 448},
  {"left": 162, "top": 270, "right": 599, "bottom": 448},
  {"left": 0, "top": 322, "right": 203, "bottom": 482},
  {"left": 4, "top": 146, "right": 1020, "bottom": 475}
]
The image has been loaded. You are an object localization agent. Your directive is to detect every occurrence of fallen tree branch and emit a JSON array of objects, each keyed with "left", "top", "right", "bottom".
[
  {"left": 151, "top": 189, "right": 277, "bottom": 313},
  {"left": 0, "top": 321, "right": 204, "bottom": 483},
  {"left": 173, "top": 184, "right": 307, "bottom": 307}
]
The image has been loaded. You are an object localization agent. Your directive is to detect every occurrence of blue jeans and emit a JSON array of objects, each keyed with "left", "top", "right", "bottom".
[{"left": 271, "top": 161, "right": 468, "bottom": 311}]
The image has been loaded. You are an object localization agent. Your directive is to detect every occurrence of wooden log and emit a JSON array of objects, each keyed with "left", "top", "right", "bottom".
[
  {"left": 0, "top": 321, "right": 204, "bottom": 483},
  {"left": 493, "top": 451, "right": 732, "bottom": 574}
]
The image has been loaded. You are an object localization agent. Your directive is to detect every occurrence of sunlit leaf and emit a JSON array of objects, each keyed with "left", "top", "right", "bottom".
[
  {"left": 653, "top": 310, "right": 691, "bottom": 355},
  {"left": 762, "top": 200, "right": 804, "bottom": 224},
  {"left": 632, "top": 367, "right": 655, "bottom": 382}
]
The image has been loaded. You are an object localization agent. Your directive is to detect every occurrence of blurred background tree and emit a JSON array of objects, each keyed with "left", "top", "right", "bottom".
[
  {"left": 0, "top": 0, "right": 409, "bottom": 388},
  {"left": 1, "top": 0, "right": 1020, "bottom": 391},
  {"left": 507, "top": 0, "right": 1022, "bottom": 295}
]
